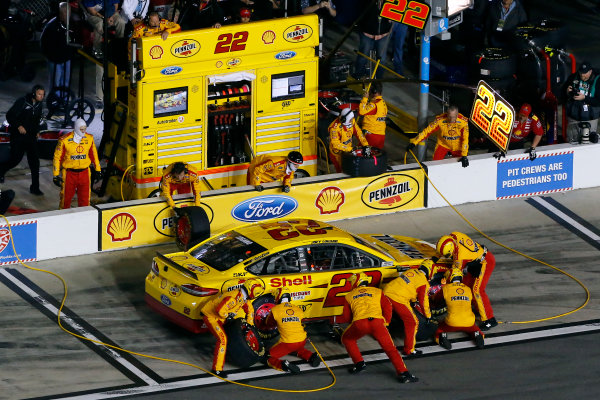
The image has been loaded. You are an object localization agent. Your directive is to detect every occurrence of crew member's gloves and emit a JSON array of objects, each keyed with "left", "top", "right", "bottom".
[
  {"left": 226, "top": 312, "right": 236, "bottom": 321},
  {"left": 282, "top": 185, "right": 291, "bottom": 193},
  {"left": 255, "top": 185, "right": 264, "bottom": 192},
  {"left": 460, "top": 156, "right": 469, "bottom": 168},
  {"left": 406, "top": 142, "right": 416, "bottom": 152},
  {"left": 493, "top": 151, "right": 506, "bottom": 160},
  {"left": 53, "top": 175, "right": 63, "bottom": 187},
  {"left": 94, "top": 170, "right": 103, "bottom": 181},
  {"left": 526, "top": 146, "right": 537, "bottom": 161}
]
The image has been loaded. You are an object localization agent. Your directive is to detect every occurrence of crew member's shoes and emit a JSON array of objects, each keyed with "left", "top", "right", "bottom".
[
  {"left": 29, "top": 186, "right": 44, "bottom": 196},
  {"left": 402, "top": 349, "right": 423, "bottom": 358},
  {"left": 348, "top": 360, "right": 366, "bottom": 374},
  {"left": 480, "top": 317, "right": 498, "bottom": 331},
  {"left": 281, "top": 360, "right": 300, "bottom": 374},
  {"left": 398, "top": 371, "right": 419, "bottom": 383},
  {"left": 439, "top": 332, "right": 452, "bottom": 350},
  {"left": 308, "top": 352, "right": 321, "bottom": 367},
  {"left": 211, "top": 369, "right": 228, "bottom": 378},
  {"left": 474, "top": 331, "right": 485, "bottom": 349}
]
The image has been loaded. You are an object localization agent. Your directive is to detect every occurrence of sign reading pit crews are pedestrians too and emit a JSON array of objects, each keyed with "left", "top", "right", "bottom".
[{"left": 496, "top": 151, "right": 574, "bottom": 199}]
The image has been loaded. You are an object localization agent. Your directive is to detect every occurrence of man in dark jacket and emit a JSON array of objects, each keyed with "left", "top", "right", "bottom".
[
  {"left": 485, "top": 0, "right": 527, "bottom": 48},
  {"left": 179, "top": 0, "right": 225, "bottom": 30},
  {"left": 354, "top": 0, "right": 392, "bottom": 79},
  {"left": 0, "top": 85, "right": 46, "bottom": 195},
  {"left": 563, "top": 61, "right": 600, "bottom": 144}
]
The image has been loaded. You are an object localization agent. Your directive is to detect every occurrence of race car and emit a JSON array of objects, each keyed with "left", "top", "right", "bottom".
[{"left": 145, "top": 218, "right": 450, "bottom": 338}]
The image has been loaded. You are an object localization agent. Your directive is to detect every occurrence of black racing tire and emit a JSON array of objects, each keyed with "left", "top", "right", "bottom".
[
  {"left": 341, "top": 147, "right": 388, "bottom": 177},
  {"left": 252, "top": 295, "right": 279, "bottom": 340},
  {"left": 293, "top": 168, "right": 309, "bottom": 179},
  {"left": 415, "top": 311, "right": 438, "bottom": 342},
  {"left": 175, "top": 206, "right": 210, "bottom": 251},
  {"left": 224, "top": 318, "right": 266, "bottom": 368},
  {"left": 530, "top": 20, "right": 566, "bottom": 49},
  {"left": 477, "top": 48, "right": 516, "bottom": 80}
]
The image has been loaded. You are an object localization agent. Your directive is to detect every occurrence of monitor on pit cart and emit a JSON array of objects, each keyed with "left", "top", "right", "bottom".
[
  {"left": 154, "top": 87, "right": 188, "bottom": 118},
  {"left": 271, "top": 71, "right": 305, "bottom": 101}
]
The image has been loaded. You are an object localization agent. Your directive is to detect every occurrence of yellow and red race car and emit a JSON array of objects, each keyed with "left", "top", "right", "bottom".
[{"left": 145, "top": 218, "right": 449, "bottom": 338}]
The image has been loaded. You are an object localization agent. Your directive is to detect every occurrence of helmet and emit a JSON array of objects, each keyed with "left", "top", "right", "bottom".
[
  {"left": 287, "top": 151, "right": 303, "bottom": 165},
  {"left": 436, "top": 235, "right": 455, "bottom": 258},
  {"left": 418, "top": 259, "right": 433, "bottom": 279},
  {"left": 240, "top": 7, "right": 251, "bottom": 18},
  {"left": 340, "top": 108, "right": 354, "bottom": 126},
  {"left": 519, "top": 103, "right": 532, "bottom": 117},
  {"left": 445, "top": 268, "right": 463, "bottom": 283},
  {"left": 274, "top": 287, "right": 292, "bottom": 303},
  {"left": 348, "top": 272, "right": 369, "bottom": 288},
  {"left": 241, "top": 279, "right": 264, "bottom": 300}
]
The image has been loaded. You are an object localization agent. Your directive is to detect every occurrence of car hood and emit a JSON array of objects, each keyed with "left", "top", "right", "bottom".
[{"left": 358, "top": 234, "right": 438, "bottom": 265}]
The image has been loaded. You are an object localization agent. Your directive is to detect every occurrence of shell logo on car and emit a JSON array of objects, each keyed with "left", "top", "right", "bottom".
[
  {"left": 361, "top": 174, "right": 420, "bottom": 210},
  {"left": 283, "top": 24, "right": 313, "bottom": 43},
  {"left": 107, "top": 212, "right": 137, "bottom": 242},
  {"left": 171, "top": 39, "right": 200, "bottom": 58},
  {"left": 315, "top": 186, "right": 345, "bottom": 215}
]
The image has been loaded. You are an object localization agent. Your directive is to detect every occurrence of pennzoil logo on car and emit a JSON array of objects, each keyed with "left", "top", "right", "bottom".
[
  {"left": 315, "top": 186, "right": 345, "bottom": 215},
  {"left": 169, "top": 286, "right": 181, "bottom": 297},
  {"left": 231, "top": 196, "right": 298, "bottom": 222},
  {"left": 185, "top": 263, "right": 209, "bottom": 275},
  {"left": 227, "top": 58, "right": 241, "bottom": 67},
  {"left": 153, "top": 203, "right": 214, "bottom": 237},
  {"left": 107, "top": 212, "right": 137, "bottom": 242},
  {"left": 361, "top": 174, "right": 420, "bottom": 210},
  {"left": 284, "top": 24, "right": 313, "bottom": 43},
  {"left": 171, "top": 39, "right": 200, "bottom": 58}
]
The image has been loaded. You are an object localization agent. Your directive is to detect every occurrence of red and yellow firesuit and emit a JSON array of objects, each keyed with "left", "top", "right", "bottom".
[
  {"left": 53, "top": 132, "right": 101, "bottom": 209},
  {"left": 410, "top": 113, "right": 470, "bottom": 160},
  {"left": 247, "top": 155, "right": 294, "bottom": 187},
  {"left": 383, "top": 269, "right": 431, "bottom": 355},
  {"left": 444, "top": 231, "right": 495, "bottom": 322},
  {"left": 131, "top": 19, "right": 181, "bottom": 40},
  {"left": 265, "top": 302, "right": 315, "bottom": 371},
  {"left": 328, "top": 119, "right": 368, "bottom": 173},
  {"left": 358, "top": 95, "right": 388, "bottom": 149},
  {"left": 434, "top": 279, "right": 483, "bottom": 340},
  {"left": 201, "top": 289, "right": 254, "bottom": 372},
  {"left": 340, "top": 286, "right": 409, "bottom": 375},
  {"left": 510, "top": 114, "right": 544, "bottom": 144},
  {"left": 161, "top": 163, "right": 202, "bottom": 208}
]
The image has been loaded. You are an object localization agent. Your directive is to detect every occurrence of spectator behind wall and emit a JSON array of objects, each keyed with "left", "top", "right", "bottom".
[
  {"left": 485, "top": 0, "right": 527, "bottom": 49},
  {"left": 562, "top": 61, "right": 600, "bottom": 144},
  {"left": 179, "top": 0, "right": 225, "bottom": 29}
]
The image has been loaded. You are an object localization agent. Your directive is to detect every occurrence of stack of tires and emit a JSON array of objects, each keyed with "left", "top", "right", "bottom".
[{"left": 476, "top": 47, "right": 517, "bottom": 102}]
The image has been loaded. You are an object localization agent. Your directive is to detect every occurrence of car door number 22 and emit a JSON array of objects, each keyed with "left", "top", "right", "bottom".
[{"left": 323, "top": 270, "right": 382, "bottom": 308}]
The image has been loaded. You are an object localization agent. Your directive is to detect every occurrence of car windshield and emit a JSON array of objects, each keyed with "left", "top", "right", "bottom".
[
  {"left": 352, "top": 234, "right": 393, "bottom": 259},
  {"left": 190, "top": 231, "right": 267, "bottom": 271}
]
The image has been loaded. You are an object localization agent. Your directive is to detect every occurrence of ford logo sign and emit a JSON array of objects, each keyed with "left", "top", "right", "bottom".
[
  {"left": 274, "top": 51, "right": 296, "bottom": 60},
  {"left": 160, "top": 294, "right": 172, "bottom": 306},
  {"left": 232, "top": 195, "right": 298, "bottom": 222},
  {"left": 161, "top": 66, "right": 182, "bottom": 75}
]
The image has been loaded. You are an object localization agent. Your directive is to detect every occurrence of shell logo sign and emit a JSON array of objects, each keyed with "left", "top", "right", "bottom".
[
  {"left": 149, "top": 45, "right": 163, "bottom": 60},
  {"left": 361, "top": 174, "right": 420, "bottom": 210},
  {"left": 283, "top": 24, "right": 313, "bottom": 43},
  {"left": 315, "top": 186, "right": 345, "bottom": 215},
  {"left": 107, "top": 212, "right": 137, "bottom": 242},
  {"left": 262, "top": 30, "right": 275, "bottom": 44},
  {"left": 171, "top": 39, "right": 200, "bottom": 58}
]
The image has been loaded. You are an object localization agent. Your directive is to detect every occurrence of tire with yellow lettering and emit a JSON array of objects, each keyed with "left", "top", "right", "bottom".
[{"left": 225, "top": 318, "right": 266, "bottom": 368}]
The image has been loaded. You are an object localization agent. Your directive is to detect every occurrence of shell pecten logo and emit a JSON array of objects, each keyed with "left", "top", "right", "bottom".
[
  {"left": 315, "top": 186, "right": 345, "bottom": 215},
  {"left": 107, "top": 212, "right": 137, "bottom": 242},
  {"left": 361, "top": 174, "right": 420, "bottom": 210}
]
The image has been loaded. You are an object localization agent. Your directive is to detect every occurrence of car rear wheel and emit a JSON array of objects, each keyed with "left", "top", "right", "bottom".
[{"left": 225, "top": 318, "right": 266, "bottom": 368}]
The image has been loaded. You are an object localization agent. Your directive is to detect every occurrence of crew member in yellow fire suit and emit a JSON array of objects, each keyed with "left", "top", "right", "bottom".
[
  {"left": 328, "top": 108, "right": 369, "bottom": 172},
  {"left": 434, "top": 269, "right": 485, "bottom": 350},
  {"left": 407, "top": 105, "right": 470, "bottom": 167},
  {"left": 383, "top": 260, "right": 432, "bottom": 356},
  {"left": 340, "top": 273, "right": 418, "bottom": 383},
  {"left": 131, "top": 11, "right": 181, "bottom": 41},
  {"left": 265, "top": 287, "right": 320, "bottom": 374},
  {"left": 358, "top": 82, "right": 388, "bottom": 149},
  {"left": 247, "top": 151, "right": 303, "bottom": 192},
  {"left": 160, "top": 162, "right": 202, "bottom": 209},
  {"left": 52, "top": 118, "right": 101, "bottom": 209},
  {"left": 201, "top": 279, "right": 263, "bottom": 377},
  {"left": 437, "top": 231, "right": 497, "bottom": 330}
]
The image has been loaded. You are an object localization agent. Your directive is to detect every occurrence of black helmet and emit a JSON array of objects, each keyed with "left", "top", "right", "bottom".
[{"left": 287, "top": 151, "right": 303, "bottom": 165}]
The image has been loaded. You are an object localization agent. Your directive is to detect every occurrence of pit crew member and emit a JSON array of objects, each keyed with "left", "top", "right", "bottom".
[
  {"left": 328, "top": 107, "right": 369, "bottom": 172},
  {"left": 437, "top": 232, "right": 497, "bottom": 330},
  {"left": 494, "top": 103, "right": 544, "bottom": 160},
  {"left": 407, "top": 105, "right": 470, "bottom": 167},
  {"left": 52, "top": 118, "right": 102, "bottom": 209},
  {"left": 358, "top": 82, "right": 388, "bottom": 149},
  {"left": 131, "top": 11, "right": 180, "bottom": 41},
  {"left": 264, "top": 287, "right": 320, "bottom": 374},
  {"left": 160, "top": 162, "right": 202, "bottom": 210},
  {"left": 247, "top": 151, "right": 303, "bottom": 193},
  {"left": 340, "top": 273, "right": 418, "bottom": 383}
]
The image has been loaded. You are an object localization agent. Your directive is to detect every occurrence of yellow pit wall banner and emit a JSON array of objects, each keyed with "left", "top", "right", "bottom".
[{"left": 99, "top": 167, "right": 427, "bottom": 251}]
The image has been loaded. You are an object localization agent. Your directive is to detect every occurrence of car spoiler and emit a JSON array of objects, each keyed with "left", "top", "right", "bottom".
[{"left": 155, "top": 252, "right": 198, "bottom": 280}]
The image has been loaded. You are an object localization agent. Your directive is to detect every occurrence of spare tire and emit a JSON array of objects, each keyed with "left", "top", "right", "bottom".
[
  {"left": 341, "top": 147, "right": 388, "bottom": 177},
  {"left": 175, "top": 206, "right": 210, "bottom": 251},
  {"left": 224, "top": 318, "right": 266, "bottom": 368},
  {"left": 477, "top": 47, "right": 516, "bottom": 80}
]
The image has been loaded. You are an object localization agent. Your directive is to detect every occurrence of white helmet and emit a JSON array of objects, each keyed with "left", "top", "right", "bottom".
[{"left": 340, "top": 108, "right": 354, "bottom": 127}]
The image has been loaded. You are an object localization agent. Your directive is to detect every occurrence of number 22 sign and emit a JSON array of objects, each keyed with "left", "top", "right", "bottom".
[
  {"left": 470, "top": 80, "right": 515, "bottom": 152},
  {"left": 380, "top": 0, "right": 431, "bottom": 30}
]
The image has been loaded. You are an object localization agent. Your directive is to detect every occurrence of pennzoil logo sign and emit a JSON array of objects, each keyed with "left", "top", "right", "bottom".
[
  {"left": 361, "top": 174, "right": 420, "bottom": 210},
  {"left": 171, "top": 39, "right": 200, "bottom": 58},
  {"left": 283, "top": 24, "right": 313, "bottom": 43}
]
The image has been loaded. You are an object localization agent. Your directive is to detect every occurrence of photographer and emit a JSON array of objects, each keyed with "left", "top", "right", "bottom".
[{"left": 563, "top": 61, "right": 600, "bottom": 144}]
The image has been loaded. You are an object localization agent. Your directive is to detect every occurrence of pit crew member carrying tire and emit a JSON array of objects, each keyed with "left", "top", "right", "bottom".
[
  {"left": 437, "top": 232, "right": 497, "bottom": 331},
  {"left": 358, "top": 82, "right": 388, "bottom": 149},
  {"left": 264, "top": 287, "right": 320, "bottom": 374},
  {"left": 328, "top": 107, "right": 369, "bottom": 173},
  {"left": 340, "top": 273, "right": 418, "bottom": 383},
  {"left": 201, "top": 279, "right": 263, "bottom": 377},
  {"left": 247, "top": 151, "right": 303, "bottom": 193},
  {"left": 161, "top": 162, "right": 202, "bottom": 211},
  {"left": 383, "top": 260, "right": 432, "bottom": 357},
  {"left": 52, "top": 118, "right": 102, "bottom": 209},
  {"left": 406, "top": 105, "right": 470, "bottom": 167},
  {"left": 434, "top": 268, "right": 485, "bottom": 350}
]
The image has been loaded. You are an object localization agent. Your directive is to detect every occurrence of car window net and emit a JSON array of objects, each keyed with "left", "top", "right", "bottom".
[{"left": 190, "top": 231, "right": 267, "bottom": 271}]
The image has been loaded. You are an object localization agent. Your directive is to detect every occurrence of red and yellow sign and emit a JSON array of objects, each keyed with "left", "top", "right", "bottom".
[
  {"left": 470, "top": 80, "right": 515, "bottom": 152},
  {"left": 380, "top": 0, "right": 431, "bottom": 30}
]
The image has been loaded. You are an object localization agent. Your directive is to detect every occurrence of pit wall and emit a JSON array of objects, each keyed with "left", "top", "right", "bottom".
[{"left": 1, "top": 143, "right": 596, "bottom": 265}]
